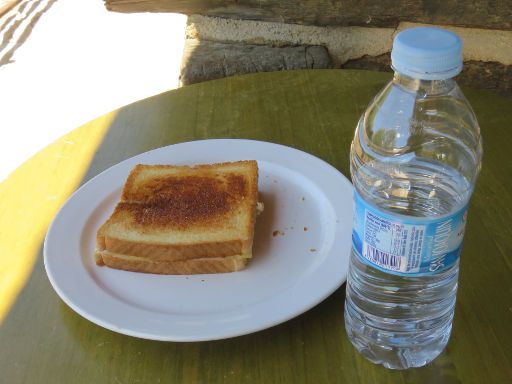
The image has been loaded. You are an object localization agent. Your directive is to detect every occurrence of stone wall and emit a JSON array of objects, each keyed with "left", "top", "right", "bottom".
[{"left": 105, "top": 0, "right": 512, "bottom": 96}]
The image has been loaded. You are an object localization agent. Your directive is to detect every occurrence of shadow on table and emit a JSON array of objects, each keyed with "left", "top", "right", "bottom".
[{"left": 56, "top": 282, "right": 460, "bottom": 384}]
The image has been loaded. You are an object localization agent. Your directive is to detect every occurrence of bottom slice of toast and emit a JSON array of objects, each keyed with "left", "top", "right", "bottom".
[{"left": 95, "top": 251, "right": 249, "bottom": 275}]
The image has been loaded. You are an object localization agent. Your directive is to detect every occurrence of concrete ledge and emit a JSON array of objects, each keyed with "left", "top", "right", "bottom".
[
  {"left": 187, "top": 15, "right": 512, "bottom": 67},
  {"left": 187, "top": 15, "right": 393, "bottom": 66}
]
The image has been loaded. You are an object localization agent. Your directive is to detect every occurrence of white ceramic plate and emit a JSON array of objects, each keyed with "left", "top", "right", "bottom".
[{"left": 44, "top": 139, "right": 353, "bottom": 341}]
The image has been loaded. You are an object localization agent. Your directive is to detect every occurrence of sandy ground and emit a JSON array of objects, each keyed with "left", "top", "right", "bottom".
[{"left": 0, "top": 0, "right": 186, "bottom": 181}]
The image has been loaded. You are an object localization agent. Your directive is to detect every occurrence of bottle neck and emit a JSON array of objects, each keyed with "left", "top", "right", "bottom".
[{"left": 393, "top": 72, "right": 456, "bottom": 96}]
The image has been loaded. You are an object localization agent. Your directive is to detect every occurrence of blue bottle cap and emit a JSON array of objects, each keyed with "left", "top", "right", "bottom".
[{"left": 391, "top": 27, "right": 463, "bottom": 80}]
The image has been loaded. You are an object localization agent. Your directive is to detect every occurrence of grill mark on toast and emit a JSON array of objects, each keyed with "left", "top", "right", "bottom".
[{"left": 123, "top": 175, "right": 247, "bottom": 227}]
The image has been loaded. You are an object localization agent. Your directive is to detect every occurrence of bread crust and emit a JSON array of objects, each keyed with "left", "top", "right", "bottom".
[
  {"left": 103, "top": 237, "right": 251, "bottom": 261},
  {"left": 97, "top": 251, "right": 249, "bottom": 274}
]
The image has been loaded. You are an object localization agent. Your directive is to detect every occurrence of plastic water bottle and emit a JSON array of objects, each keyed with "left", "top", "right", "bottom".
[{"left": 344, "top": 27, "right": 483, "bottom": 369}]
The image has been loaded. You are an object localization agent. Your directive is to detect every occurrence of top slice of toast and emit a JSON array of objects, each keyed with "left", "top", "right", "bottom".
[{"left": 96, "top": 161, "right": 258, "bottom": 261}]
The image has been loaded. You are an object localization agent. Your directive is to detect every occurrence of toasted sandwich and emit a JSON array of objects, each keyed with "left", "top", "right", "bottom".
[{"left": 95, "top": 161, "right": 259, "bottom": 274}]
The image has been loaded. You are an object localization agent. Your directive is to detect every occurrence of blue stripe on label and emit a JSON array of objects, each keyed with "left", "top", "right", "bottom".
[{"left": 352, "top": 190, "right": 467, "bottom": 276}]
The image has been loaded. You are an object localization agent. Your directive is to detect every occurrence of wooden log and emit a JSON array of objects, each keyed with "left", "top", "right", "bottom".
[
  {"left": 105, "top": 0, "right": 512, "bottom": 30},
  {"left": 180, "top": 39, "right": 332, "bottom": 85}
]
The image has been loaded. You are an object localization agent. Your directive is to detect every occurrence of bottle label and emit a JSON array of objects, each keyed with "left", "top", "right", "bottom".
[{"left": 352, "top": 191, "right": 468, "bottom": 275}]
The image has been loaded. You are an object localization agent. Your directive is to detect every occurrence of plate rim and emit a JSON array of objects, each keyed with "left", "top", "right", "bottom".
[{"left": 44, "top": 139, "right": 353, "bottom": 341}]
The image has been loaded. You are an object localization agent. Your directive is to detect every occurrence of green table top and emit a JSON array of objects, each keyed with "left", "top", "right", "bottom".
[{"left": 1, "top": 70, "right": 511, "bottom": 383}]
